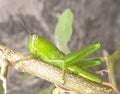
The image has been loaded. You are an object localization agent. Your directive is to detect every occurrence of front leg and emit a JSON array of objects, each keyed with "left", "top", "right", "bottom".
[
  {"left": 48, "top": 60, "right": 66, "bottom": 84},
  {"left": 0, "top": 58, "right": 9, "bottom": 94}
]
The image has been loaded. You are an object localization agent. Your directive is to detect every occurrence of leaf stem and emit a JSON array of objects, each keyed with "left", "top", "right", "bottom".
[{"left": 106, "top": 44, "right": 120, "bottom": 92}]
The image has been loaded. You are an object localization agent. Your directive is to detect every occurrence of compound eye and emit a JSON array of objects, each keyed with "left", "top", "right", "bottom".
[{"left": 32, "top": 34, "right": 38, "bottom": 41}]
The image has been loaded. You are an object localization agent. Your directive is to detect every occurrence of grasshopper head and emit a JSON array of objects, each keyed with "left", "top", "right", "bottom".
[{"left": 28, "top": 34, "right": 38, "bottom": 55}]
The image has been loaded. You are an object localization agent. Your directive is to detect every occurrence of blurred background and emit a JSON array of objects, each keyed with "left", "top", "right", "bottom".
[{"left": 0, "top": 0, "right": 120, "bottom": 94}]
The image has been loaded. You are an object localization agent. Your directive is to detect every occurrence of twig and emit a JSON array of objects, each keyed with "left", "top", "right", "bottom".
[{"left": 0, "top": 45, "right": 118, "bottom": 94}]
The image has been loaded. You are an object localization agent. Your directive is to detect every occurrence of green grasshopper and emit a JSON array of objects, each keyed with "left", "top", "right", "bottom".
[
  {"left": 28, "top": 33, "right": 102, "bottom": 83},
  {"left": 18, "top": 9, "right": 102, "bottom": 84}
]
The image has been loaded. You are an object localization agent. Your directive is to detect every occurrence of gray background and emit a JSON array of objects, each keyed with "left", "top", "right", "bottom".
[{"left": 0, "top": 0, "right": 120, "bottom": 94}]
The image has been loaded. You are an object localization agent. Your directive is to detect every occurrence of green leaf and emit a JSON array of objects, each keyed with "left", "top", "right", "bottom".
[{"left": 55, "top": 9, "right": 73, "bottom": 54}]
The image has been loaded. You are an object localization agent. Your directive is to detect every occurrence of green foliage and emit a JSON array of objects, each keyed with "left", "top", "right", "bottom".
[{"left": 55, "top": 9, "right": 73, "bottom": 54}]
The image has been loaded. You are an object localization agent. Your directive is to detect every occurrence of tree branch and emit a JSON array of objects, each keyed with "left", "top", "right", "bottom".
[{"left": 0, "top": 45, "right": 118, "bottom": 94}]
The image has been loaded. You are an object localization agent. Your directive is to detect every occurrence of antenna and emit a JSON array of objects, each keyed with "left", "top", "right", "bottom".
[{"left": 18, "top": 12, "right": 32, "bottom": 35}]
